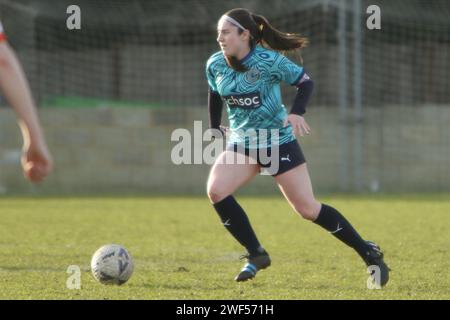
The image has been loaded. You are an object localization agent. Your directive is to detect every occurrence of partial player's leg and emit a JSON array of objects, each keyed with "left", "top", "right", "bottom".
[
  {"left": 207, "top": 150, "right": 259, "bottom": 203},
  {"left": 207, "top": 150, "right": 271, "bottom": 282},
  {"left": 274, "top": 163, "right": 390, "bottom": 286}
]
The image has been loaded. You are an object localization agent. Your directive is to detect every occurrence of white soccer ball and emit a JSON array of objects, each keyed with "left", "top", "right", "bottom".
[{"left": 91, "top": 244, "right": 134, "bottom": 285}]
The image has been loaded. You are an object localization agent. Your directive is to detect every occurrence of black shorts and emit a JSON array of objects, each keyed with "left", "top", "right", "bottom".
[{"left": 226, "top": 139, "right": 306, "bottom": 176}]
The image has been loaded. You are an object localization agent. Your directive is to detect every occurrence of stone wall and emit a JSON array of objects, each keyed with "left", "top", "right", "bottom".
[{"left": 0, "top": 105, "right": 449, "bottom": 195}]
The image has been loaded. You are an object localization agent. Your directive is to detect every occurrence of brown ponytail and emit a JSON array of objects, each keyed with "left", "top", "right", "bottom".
[
  {"left": 221, "top": 8, "right": 308, "bottom": 72},
  {"left": 251, "top": 14, "right": 308, "bottom": 51}
]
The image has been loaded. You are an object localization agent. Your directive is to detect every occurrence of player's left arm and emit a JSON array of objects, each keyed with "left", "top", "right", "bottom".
[
  {"left": 284, "top": 72, "right": 314, "bottom": 137},
  {"left": 272, "top": 53, "right": 314, "bottom": 137}
]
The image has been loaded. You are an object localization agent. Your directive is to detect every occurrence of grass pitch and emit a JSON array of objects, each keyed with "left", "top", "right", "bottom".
[{"left": 0, "top": 195, "right": 449, "bottom": 299}]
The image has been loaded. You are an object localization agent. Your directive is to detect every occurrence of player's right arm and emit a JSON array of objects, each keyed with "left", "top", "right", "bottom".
[
  {"left": 206, "top": 54, "right": 226, "bottom": 138},
  {"left": 208, "top": 88, "right": 223, "bottom": 130},
  {"left": 0, "top": 22, "right": 53, "bottom": 182}
]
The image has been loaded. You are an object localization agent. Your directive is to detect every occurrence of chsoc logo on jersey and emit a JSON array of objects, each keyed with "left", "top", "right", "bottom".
[{"left": 223, "top": 92, "right": 261, "bottom": 109}]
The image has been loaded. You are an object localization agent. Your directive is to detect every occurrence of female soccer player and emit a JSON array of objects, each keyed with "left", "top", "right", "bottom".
[
  {"left": 0, "top": 20, "right": 53, "bottom": 182},
  {"left": 206, "top": 8, "right": 389, "bottom": 286}
]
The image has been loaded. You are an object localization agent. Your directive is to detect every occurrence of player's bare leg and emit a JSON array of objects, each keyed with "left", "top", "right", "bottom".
[
  {"left": 275, "top": 163, "right": 390, "bottom": 286},
  {"left": 207, "top": 150, "right": 271, "bottom": 281}
]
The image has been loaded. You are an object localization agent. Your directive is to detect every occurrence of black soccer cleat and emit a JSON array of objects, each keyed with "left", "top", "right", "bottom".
[
  {"left": 235, "top": 250, "right": 271, "bottom": 282},
  {"left": 364, "top": 241, "right": 390, "bottom": 287}
]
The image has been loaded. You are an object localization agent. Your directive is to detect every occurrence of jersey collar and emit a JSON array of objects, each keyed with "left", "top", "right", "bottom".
[{"left": 239, "top": 45, "right": 257, "bottom": 64}]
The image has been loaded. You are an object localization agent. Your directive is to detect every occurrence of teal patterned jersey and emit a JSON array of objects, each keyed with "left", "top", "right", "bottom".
[{"left": 206, "top": 45, "right": 304, "bottom": 148}]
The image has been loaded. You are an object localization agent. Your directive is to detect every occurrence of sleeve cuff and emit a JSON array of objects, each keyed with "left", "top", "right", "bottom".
[{"left": 290, "top": 69, "right": 305, "bottom": 86}]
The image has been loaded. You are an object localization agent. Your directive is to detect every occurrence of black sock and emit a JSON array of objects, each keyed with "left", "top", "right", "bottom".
[
  {"left": 313, "top": 203, "right": 370, "bottom": 260},
  {"left": 212, "top": 195, "right": 263, "bottom": 256}
]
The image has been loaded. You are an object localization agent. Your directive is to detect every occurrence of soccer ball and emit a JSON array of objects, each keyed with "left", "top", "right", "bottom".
[{"left": 91, "top": 244, "right": 134, "bottom": 285}]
